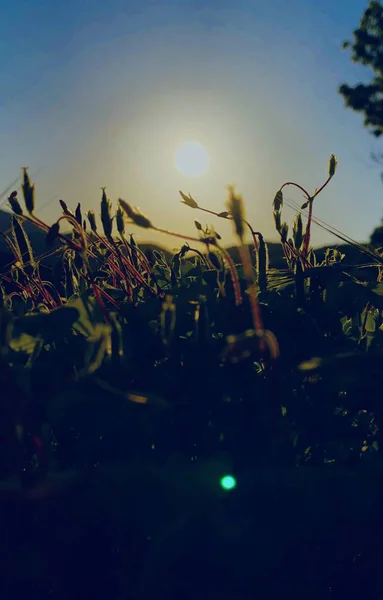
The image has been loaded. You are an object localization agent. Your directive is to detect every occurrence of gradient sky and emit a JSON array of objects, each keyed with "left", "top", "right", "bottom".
[{"left": 1, "top": 0, "right": 382, "bottom": 249}]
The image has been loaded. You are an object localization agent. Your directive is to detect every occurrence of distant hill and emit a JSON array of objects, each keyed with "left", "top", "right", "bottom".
[{"left": 0, "top": 209, "right": 373, "bottom": 274}]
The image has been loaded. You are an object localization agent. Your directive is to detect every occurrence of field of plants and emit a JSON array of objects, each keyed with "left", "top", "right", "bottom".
[{"left": 1, "top": 157, "right": 383, "bottom": 599}]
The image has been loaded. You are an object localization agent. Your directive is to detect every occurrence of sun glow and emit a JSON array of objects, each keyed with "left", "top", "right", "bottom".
[{"left": 174, "top": 141, "right": 210, "bottom": 178}]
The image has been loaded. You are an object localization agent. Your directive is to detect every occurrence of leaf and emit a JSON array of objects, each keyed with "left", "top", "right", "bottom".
[
  {"left": 13, "top": 306, "right": 80, "bottom": 342},
  {"left": 66, "top": 292, "right": 103, "bottom": 336},
  {"left": 9, "top": 332, "right": 40, "bottom": 355},
  {"left": 102, "top": 286, "right": 128, "bottom": 301},
  {"left": 82, "top": 323, "right": 111, "bottom": 375}
]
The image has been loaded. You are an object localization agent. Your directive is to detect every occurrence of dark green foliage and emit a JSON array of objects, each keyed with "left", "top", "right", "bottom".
[{"left": 1, "top": 166, "right": 383, "bottom": 599}]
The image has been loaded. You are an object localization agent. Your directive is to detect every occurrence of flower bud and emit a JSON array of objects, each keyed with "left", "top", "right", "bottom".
[
  {"left": 75, "top": 203, "right": 82, "bottom": 225},
  {"left": 273, "top": 210, "right": 281, "bottom": 233},
  {"left": 8, "top": 191, "right": 23, "bottom": 216},
  {"left": 226, "top": 185, "right": 245, "bottom": 242},
  {"left": 59, "top": 199, "right": 73, "bottom": 216},
  {"left": 87, "top": 210, "right": 97, "bottom": 233},
  {"left": 293, "top": 213, "right": 303, "bottom": 249},
  {"left": 118, "top": 199, "right": 152, "bottom": 229},
  {"left": 179, "top": 190, "right": 199, "bottom": 209},
  {"left": 116, "top": 206, "right": 125, "bottom": 235},
  {"left": 273, "top": 190, "right": 283, "bottom": 211},
  {"left": 22, "top": 167, "right": 35, "bottom": 214},
  {"left": 101, "top": 187, "right": 113, "bottom": 238},
  {"left": 328, "top": 153, "right": 338, "bottom": 178}
]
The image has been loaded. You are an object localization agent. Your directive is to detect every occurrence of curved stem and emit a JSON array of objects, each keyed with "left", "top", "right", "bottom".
[
  {"left": 216, "top": 244, "right": 242, "bottom": 306},
  {"left": 313, "top": 175, "right": 331, "bottom": 199},
  {"left": 280, "top": 182, "right": 311, "bottom": 199}
]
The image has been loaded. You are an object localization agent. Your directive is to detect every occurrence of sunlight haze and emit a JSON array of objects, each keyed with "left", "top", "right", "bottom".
[
  {"left": 1, "top": 0, "right": 382, "bottom": 249},
  {"left": 174, "top": 141, "right": 211, "bottom": 178}
]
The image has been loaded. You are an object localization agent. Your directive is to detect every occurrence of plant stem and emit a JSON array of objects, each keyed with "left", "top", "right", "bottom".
[
  {"left": 239, "top": 244, "right": 263, "bottom": 333},
  {"left": 216, "top": 244, "right": 242, "bottom": 306}
]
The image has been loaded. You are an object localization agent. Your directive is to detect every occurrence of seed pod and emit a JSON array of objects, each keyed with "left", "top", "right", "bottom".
[
  {"left": 280, "top": 222, "right": 289, "bottom": 243},
  {"left": 226, "top": 185, "right": 245, "bottom": 242},
  {"left": 130, "top": 235, "right": 138, "bottom": 269},
  {"left": 293, "top": 213, "right": 303, "bottom": 249},
  {"left": 75, "top": 203, "right": 82, "bottom": 225},
  {"left": 59, "top": 199, "right": 73, "bottom": 216},
  {"left": 12, "top": 216, "right": 34, "bottom": 271},
  {"left": 22, "top": 167, "right": 35, "bottom": 214},
  {"left": 132, "top": 211, "right": 152, "bottom": 228},
  {"left": 273, "top": 190, "right": 283, "bottom": 211},
  {"left": 273, "top": 210, "right": 281, "bottom": 233},
  {"left": 87, "top": 210, "right": 97, "bottom": 233},
  {"left": 119, "top": 199, "right": 152, "bottom": 229},
  {"left": 116, "top": 206, "right": 125, "bottom": 235},
  {"left": 328, "top": 153, "right": 338, "bottom": 178},
  {"left": 101, "top": 188, "right": 113, "bottom": 238},
  {"left": 8, "top": 191, "right": 23, "bottom": 216}
]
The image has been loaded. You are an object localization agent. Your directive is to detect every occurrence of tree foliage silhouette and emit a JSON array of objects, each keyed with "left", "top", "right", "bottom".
[{"left": 339, "top": 1, "right": 383, "bottom": 137}]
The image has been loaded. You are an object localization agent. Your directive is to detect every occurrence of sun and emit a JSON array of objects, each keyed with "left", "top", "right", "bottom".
[{"left": 174, "top": 141, "right": 210, "bottom": 178}]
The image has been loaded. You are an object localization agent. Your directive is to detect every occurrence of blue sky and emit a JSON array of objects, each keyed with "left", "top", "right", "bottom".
[{"left": 0, "top": 0, "right": 381, "bottom": 248}]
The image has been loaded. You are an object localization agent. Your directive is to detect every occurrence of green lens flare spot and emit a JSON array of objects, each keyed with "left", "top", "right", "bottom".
[{"left": 220, "top": 475, "right": 237, "bottom": 491}]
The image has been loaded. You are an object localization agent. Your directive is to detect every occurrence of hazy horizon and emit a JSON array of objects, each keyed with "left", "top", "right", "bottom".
[{"left": 1, "top": 0, "right": 382, "bottom": 250}]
